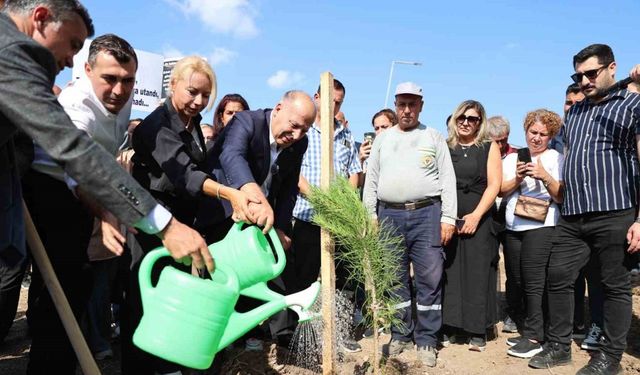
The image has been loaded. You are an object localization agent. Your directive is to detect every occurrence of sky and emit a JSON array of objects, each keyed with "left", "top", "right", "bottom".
[{"left": 60, "top": 0, "right": 640, "bottom": 147}]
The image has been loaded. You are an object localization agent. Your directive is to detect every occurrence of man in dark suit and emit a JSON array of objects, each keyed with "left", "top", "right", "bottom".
[
  {"left": 211, "top": 90, "right": 315, "bottom": 241},
  {"left": 0, "top": 2, "right": 212, "bottom": 371},
  {"left": 209, "top": 90, "right": 316, "bottom": 344}
]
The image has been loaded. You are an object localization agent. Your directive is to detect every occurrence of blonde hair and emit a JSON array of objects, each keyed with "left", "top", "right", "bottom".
[
  {"left": 170, "top": 56, "right": 217, "bottom": 111},
  {"left": 446, "top": 100, "right": 490, "bottom": 148}
]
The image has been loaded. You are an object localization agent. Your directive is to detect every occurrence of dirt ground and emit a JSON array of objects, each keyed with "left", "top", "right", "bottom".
[{"left": 1, "top": 257, "right": 639, "bottom": 375}]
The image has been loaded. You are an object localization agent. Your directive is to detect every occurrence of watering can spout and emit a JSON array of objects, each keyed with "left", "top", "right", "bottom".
[
  {"left": 216, "top": 281, "right": 321, "bottom": 351},
  {"left": 286, "top": 282, "right": 321, "bottom": 323}
]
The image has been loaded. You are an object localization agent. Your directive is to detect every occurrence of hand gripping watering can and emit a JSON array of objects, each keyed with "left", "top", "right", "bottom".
[
  {"left": 209, "top": 222, "right": 320, "bottom": 323},
  {"left": 133, "top": 247, "right": 320, "bottom": 370}
]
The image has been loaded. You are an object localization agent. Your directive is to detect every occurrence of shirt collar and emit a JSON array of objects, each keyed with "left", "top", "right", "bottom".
[
  {"left": 586, "top": 87, "right": 629, "bottom": 106},
  {"left": 311, "top": 118, "right": 343, "bottom": 135}
]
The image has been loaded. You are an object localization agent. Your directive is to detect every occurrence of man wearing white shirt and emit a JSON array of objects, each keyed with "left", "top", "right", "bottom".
[{"left": 23, "top": 33, "right": 138, "bottom": 373}]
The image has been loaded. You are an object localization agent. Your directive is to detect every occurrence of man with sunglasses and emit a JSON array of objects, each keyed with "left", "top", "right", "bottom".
[{"left": 529, "top": 44, "right": 640, "bottom": 375}]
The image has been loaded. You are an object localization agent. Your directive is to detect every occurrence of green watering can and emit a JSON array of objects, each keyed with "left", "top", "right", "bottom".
[
  {"left": 133, "top": 248, "right": 320, "bottom": 370},
  {"left": 210, "top": 222, "right": 319, "bottom": 322}
]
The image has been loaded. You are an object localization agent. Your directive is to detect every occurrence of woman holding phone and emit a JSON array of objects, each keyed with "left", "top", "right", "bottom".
[{"left": 499, "top": 109, "right": 564, "bottom": 359}]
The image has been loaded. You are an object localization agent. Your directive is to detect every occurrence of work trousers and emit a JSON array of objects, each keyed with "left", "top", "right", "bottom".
[{"left": 379, "top": 202, "right": 444, "bottom": 348}]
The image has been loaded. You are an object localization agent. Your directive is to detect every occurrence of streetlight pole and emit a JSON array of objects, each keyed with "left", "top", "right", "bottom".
[{"left": 384, "top": 60, "right": 422, "bottom": 108}]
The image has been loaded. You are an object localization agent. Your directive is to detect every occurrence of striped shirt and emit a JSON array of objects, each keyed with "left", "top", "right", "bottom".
[
  {"left": 292, "top": 121, "right": 362, "bottom": 222},
  {"left": 562, "top": 89, "right": 640, "bottom": 216}
]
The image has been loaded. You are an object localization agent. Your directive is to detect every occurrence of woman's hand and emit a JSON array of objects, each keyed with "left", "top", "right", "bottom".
[
  {"left": 515, "top": 161, "right": 527, "bottom": 181},
  {"left": 460, "top": 212, "right": 481, "bottom": 236},
  {"left": 526, "top": 157, "right": 551, "bottom": 183},
  {"left": 359, "top": 141, "right": 372, "bottom": 164},
  {"left": 228, "top": 189, "right": 261, "bottom": 224}
]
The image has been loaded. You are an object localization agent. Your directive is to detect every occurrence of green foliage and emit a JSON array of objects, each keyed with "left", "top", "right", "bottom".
[{"left": 307, "top": 177, "right": 404, "bottom": 329}]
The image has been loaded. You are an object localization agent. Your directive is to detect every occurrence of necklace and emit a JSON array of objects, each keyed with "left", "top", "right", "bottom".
[{"left": 460, "top": 144, "right": 472, "bottom": 157}]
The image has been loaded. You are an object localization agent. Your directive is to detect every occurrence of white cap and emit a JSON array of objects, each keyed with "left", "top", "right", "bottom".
[{"left": 394, "top": 82, "right": 423, "bottom": 97}]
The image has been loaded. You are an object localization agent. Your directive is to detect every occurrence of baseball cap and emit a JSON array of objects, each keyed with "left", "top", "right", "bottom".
[{"left": 395, "top": 82, "right": 423, "bottom": 97}]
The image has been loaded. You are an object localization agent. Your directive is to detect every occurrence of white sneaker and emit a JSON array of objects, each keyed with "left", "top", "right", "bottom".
[{"left": 580, "top": 323, "right": 602, "bottom": 350}]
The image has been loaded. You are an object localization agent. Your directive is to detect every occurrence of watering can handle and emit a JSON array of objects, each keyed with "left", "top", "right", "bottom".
[
  {"left": 267, "top": 227, "right": 286, "bottom": 276},
  {"left": 138, "top": 248, "right": 171, "bottom": 297}
]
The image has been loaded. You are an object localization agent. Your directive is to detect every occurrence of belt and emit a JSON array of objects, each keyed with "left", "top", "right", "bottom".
[{"left": 380, "top": 197, "right": 440, "bottom": 210}]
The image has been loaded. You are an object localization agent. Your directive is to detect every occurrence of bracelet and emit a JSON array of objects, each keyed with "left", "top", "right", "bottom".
[
  {"left": 216, "top": 185, "right": 221, "bottom": 200},
  {"left": 635, "top": 217, "right": 640, "bottom": 224},
  {"left": 543, "top": 179, "right": 550, "bottom": 187}
]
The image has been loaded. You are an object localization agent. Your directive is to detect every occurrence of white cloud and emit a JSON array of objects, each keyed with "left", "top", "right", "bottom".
[
  {"left": 209, "top": 47, "right": 238, "bottom": 66},
  {"left": 162, "top": 44, "right": 185, "bottom": 59},
  {"left": 267, "top": 70, "right": 305, "bottom": 89},
  {"left": 165, "top": 0, "right": 259, "bottom": 39}
]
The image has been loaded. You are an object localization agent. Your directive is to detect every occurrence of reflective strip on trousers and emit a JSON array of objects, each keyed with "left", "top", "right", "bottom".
[
  {"left": 416, "top": 304, "right": 441, "bottom": 311},
  {"left": 393, "top": 300, "right": 411, "bottom": 310}
]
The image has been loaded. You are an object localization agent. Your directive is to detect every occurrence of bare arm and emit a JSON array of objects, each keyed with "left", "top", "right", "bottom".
[{"left": 460, "top": 142, "right": 502, "bottom": 235}]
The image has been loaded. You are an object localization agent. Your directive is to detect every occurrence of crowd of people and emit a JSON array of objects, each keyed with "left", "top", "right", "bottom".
[{"left": 0, "top": 1, "right": 639, "bottom": 375}]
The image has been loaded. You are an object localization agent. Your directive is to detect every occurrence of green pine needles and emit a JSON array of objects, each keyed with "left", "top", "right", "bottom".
[{"left": 308, "top": 177, "right": 404, "bottom": 371}]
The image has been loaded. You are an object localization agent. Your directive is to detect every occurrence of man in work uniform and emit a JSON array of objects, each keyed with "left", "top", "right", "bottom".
[{"left": 363, "top": 82, "right": 457, "bottom": 367}]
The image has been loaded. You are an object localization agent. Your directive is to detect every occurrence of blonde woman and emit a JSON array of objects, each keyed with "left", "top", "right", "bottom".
[
  {"left": 128, "top": 56, "right": 258, "bottom": 373},
  {"left": 441, "top": 100, "right": 502, "bottom": 352}
]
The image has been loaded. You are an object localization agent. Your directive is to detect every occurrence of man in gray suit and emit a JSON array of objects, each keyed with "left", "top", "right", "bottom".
[{"left": 0, "top": 1, "right": 212, "bottom": 372}]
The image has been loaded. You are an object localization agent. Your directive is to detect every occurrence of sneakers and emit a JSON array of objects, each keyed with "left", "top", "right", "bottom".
[
  {"left": 502, "top": 316, "right": 518, "bottom": 333},
  {"left": 576, "top": 351, "right": 623, "bottom": 375},
  {"left": 417, "top": 346, "right": 437, "bottom": 367},
  {"left": 507, "top": 338, "right": 543, "bottom": 358},
  {"left": 581, "top": 323, "right": 603, "bottom": 350},
  {"left": 468, "top": 336, "right": 486, "bottom": 352},
  {"left": 362, "top": 326, "right": 385, "bottom": 338},
  {"left": 506, "top": 335, "right": 524, "bottom": 347},
  {"left": 528, "top": 342, "right": 572, "bottom": 369},
  {"left": 381, "top": 339, "right": 413, "bottom": 356},
  {"left": 94, "top": 348, "right": 113, "bottom": 360},
  {"left": 573, "top": 324, "right": 587, "bottom": 340},
  {"left": 340, "top": 339, "right": 362, "bottom": 353}
]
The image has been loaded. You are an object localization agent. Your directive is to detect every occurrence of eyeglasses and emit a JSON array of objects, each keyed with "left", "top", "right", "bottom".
[
  {"left": 571, "top": 65, "right": 606, "bottom": 84},
  {"left": 456, "top": 115, "right": 481, "bottom": 126}
]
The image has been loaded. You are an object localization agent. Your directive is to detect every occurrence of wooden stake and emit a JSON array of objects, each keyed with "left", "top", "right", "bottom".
[
  {"left": 22, "top": 200, "right": 101, "bottom": 375},
  {"left": 319, "top": 72, "right": 336, "bottom": 375}
]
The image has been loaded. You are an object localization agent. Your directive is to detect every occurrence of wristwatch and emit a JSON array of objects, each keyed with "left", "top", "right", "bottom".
[{"left": 635, "top": 217, "right": 640, "bottom": 224}]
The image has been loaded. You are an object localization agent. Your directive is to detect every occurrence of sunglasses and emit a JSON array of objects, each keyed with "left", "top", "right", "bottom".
[
  {"left": 456, "top": 115, "right": 481, "bottom": 126},
  {"left": 571, "top": 65, "right": 606, "bottom": 84}
]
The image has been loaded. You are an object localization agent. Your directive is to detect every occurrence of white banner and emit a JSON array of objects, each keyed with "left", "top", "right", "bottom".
[{"left": 72, "top": 43, "right": 164, "bottom": 113}]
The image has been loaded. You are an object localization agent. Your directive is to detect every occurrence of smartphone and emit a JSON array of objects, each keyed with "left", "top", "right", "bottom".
[
  {"left": 364, "top": 132, "right": 375, "bottom": 143},
  {"left": 517, "top": 148, "right": 532, "bottom": 163},
  {"left": 455, "top": 218, "right": 465, "bottom": 230}
]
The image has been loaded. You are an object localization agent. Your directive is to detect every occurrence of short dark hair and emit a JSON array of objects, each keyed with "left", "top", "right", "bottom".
[
  {"left": 565, "top": 82, "right": 581, "bottom": 96},
  {"left": 213, "top": 93, "right": 250, "bottom": 127},
  {"left": 88, "top": 34, "right": 137, "bottom": 69},
  {"left": 573, "top": 44, "right": 614, "bottom": 68},
  {"left": 3, "top": 0, "right": 94, "bottom": 37},
  {"left": 316, "top": 78, "right": 345, "bottom": 95}
]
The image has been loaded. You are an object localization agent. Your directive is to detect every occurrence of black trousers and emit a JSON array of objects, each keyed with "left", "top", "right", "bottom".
[
  {"left": 0, "top": 245, "right": 27, "bottom": 343},
  {"left": 22, "top": 170, "right": 93, "bottom": 375},
  {"left": 546, "top": 209, "right": 634, "bottom": 361},
  {"left": 501, "top": 230, "right": 525, "bottom": 324},
  {"left": 504, "top": 227, "right": 554, "bottom": 341}
]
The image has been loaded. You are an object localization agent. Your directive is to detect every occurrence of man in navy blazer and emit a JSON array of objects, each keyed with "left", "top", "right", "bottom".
[
  {"left": 210, "top": 90, "right": 316, "bottom": 241},
  {"left": 208, "top": 90, "right": 315, "bottom": 345}
]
